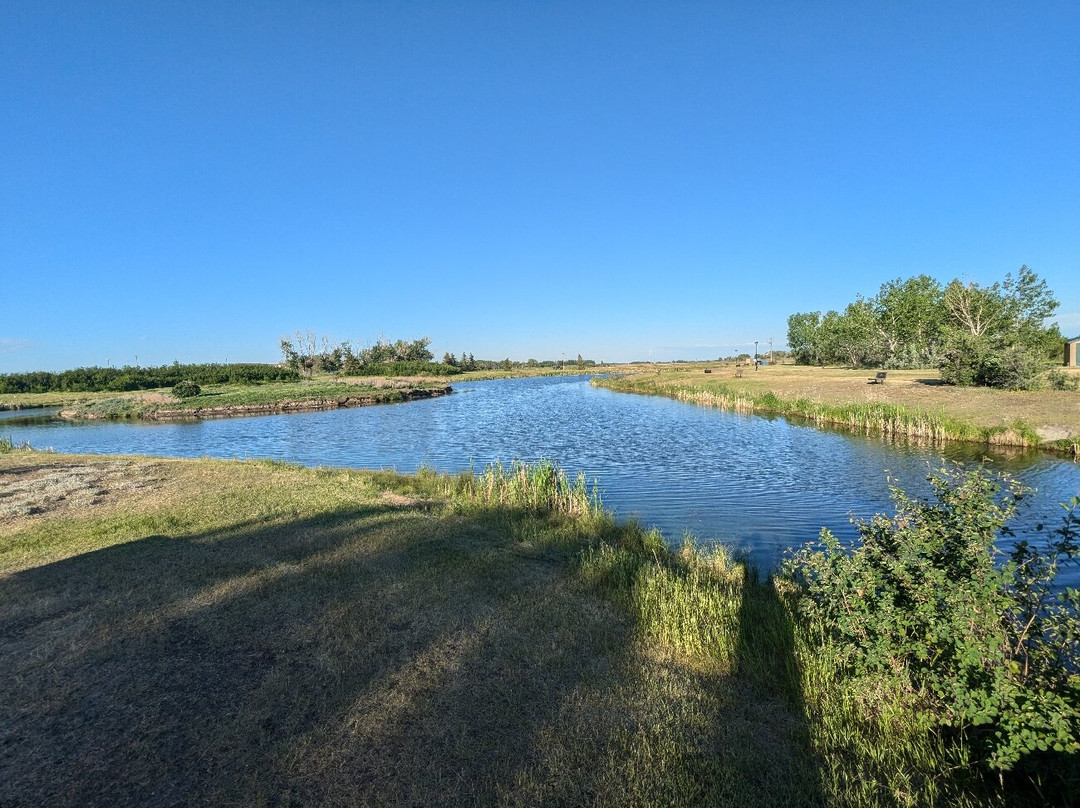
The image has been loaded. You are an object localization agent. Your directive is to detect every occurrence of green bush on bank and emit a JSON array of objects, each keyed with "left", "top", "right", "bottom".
[
  {"left": 171, "top": 380, "right": 201, "bottom": 398},
  {"left": 782, "top": 465, "right": 1080, "bottom": 779}
]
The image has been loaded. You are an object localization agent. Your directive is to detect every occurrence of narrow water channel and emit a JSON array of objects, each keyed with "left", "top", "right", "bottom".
[{"left": 4, "top": 375, "right": 1079, "bottom": 570}]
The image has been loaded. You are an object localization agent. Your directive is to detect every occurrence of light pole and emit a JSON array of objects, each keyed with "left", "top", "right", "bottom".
[{"left": 754, "top": 341, "right": 758, "bottom": 370}]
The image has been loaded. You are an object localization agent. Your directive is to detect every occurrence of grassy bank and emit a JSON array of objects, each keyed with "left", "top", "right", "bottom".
[
  {"left": 0, "top": 450, "right": 1058, "bottom": 806},
  {"left": 593, "top": 368, "right": 1080, "bottom": 453},
  {"left": 0, "top": 366, "right": 607, "bottom": 413},
  {"left": 0, "top": 389, "right": 123, "bottom": 411},
  {"left": 49, "top": 378, "right": 451, "bottom": 420}
]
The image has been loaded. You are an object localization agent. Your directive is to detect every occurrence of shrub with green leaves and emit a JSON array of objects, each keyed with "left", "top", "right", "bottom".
[
  {"left": 782, "top": 465, "right": 1080, "bottom": 773},
  {"left": 172, "top": 380, "right": 201, "bottom": 398}
]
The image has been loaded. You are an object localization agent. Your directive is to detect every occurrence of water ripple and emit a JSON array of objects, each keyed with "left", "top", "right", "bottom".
[{"left": 6, "top": 375, "right": 1080, "bottom": 570}]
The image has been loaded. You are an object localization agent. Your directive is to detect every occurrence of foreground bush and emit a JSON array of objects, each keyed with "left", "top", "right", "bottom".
[{"left": 783, "top": 466, "right": 1080, "bottom": 780}]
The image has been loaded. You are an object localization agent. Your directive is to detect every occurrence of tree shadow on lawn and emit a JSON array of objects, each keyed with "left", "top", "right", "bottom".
[{"left": 1, "top": 504, "right": 824, "bottom": 807}]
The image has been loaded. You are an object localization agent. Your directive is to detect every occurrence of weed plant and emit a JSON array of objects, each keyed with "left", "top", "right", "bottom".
[{"left": 782, "top": 465, "right": 1080, "bottom": 802}]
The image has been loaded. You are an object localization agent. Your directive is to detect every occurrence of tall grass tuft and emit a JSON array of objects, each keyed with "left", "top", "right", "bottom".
[
  {"left": 445, "top": 459, "right": 601, "bottom": 517},
  {"left": 580, "top": 534, "right": 745, "bottom": 671}
]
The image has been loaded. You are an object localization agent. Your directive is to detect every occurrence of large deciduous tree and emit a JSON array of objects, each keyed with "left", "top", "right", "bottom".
[
  {"left": 940, "top": 266, "right": 1060, "bottom": 389},
  {"left": 786, "top": 266, "right": 1061, "bottom": 389},
  {"left": 872, "top": 275, "right": 945, "bottom": 367},
  {"left": 786, "top": 311, "right": 824, "bottom": 365}
]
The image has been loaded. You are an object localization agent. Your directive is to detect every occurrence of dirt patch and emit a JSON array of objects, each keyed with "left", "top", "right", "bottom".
[
  {"left": 1036, "top": 425, "right": 1074, "bottom": 442},
  {"left": 379, "top": 490, "right": 421, "bottom": 507},
  {"left": 0, "top": 456, "right": 169, "bottom": 528},
  {"left": 136, "top": 392, "right": 174, "bottom": 404}
]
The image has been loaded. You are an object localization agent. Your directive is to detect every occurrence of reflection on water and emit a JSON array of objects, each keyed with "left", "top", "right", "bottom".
[
  {"left": 0, "top": 408, "right": 61, "bottom": 426},
  {"left": 4, "top": 376, "right": 1080, "bottom": 570}
]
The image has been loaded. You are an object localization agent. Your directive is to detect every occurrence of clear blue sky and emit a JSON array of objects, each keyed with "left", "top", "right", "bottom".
[{"left": 3, "top": 1, "right": 1078, "bottom": 371}]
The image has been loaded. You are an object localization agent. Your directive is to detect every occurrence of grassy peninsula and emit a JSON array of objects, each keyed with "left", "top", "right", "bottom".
[
  {"left": 1, "top": 450, "right": 1071, "bottom": 806},
  {"left": 594, "top": 364, "right": 1080, "bottom": 454},
  {"left": 38, "top": 378, "right": 452, "bottom": 421}
]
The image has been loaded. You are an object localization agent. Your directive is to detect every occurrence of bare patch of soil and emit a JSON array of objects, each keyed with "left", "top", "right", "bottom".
[
  {"left": 0, "top": 456, "right": 170, "bottom": 528},
  {"left": 136, "top": 392, "right": 174, "bottom": 404},
  {"left": 379, "top": 490, "right": 421, "bottom": 507}
]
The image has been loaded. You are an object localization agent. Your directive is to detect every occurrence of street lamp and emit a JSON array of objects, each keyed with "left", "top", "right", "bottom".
[{"left": 754, "top": 341, "right": 758, "bottom": 368}]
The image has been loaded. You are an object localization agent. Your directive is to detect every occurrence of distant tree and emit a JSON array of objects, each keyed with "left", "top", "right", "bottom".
[
  {"left": 443, "top": 352, "right": 458, "bottom": 367},
  {"left": 787, "top": 312, "right": 824, "bottom": 365},
  {"left": 279, "top": 338, "right": 301, "bottom": 373},
  {"left": 280, "top": 330, "right": 320, "bottom": 377},
  {"left": 787, "top": 265, "right": 1061, "bottom": 388},
  {"left": 872, "top": 275, "right": 945, "bottom": 367},
  {"left": 939, "top": 266, "right": 1060, "bottom": 389},
  {"left": 833, "top": 300, "right": 882, "bottom": 367}
]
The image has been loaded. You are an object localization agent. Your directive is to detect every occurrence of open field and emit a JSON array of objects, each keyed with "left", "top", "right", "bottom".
[
  {"left": 1, "top": 450, "right": 1062, "bottom": 807},
  {"left": 597, "top": 363, "right": 1080, "bottom": 451}
]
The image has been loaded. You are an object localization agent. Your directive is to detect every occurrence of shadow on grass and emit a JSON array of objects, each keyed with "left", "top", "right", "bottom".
[
  {"left": 1, "top": 503, "right": 636, "bottom": 807},
  {"left": 1, "top": 502, "right": 824, "bottom": 807},
  {"left": 732, "top": 567, "right": 824, "bottom": 806}
]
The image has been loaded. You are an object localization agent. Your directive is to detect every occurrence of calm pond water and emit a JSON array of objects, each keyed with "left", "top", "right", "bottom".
[{"left": 4, "top": 375, "right": 1080, "bottom": 570}]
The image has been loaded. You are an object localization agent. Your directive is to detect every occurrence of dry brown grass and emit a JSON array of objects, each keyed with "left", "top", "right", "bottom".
[
  {"left": 0, "top": 456, "right": 176, "bottom": 529},
  {"left": 645, "top": 363, "right": 1080, "bottom": 440}
]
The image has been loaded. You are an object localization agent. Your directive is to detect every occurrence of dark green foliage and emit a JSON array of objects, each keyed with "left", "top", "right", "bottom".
[
  {"left": 277, "top": 333, "right": 598, "bottom": 377},
  {"left": 786, "top": 311, "right": 824, "bottom": 366},
  {"left": 172, "top": 380, "right": 201, "bottom": 398},
  {"left": 0, "top": 363, "right": 299, "bottom": 395},
  {"left": 783, "top": 466, "right": 1080, "bottom": 775},
  {"left": 1046, "top": 370, "right": 1080, "bottom": 391},
  {"left": 939, "top": 267, "right": 1063, "bottom": 390},
  {"left": 787, "top": 266, "right": 1061, "bottom": 388},
  {"left": 348, "top": 361, "right": 459, "bottom": 377},
  {"left": 282, "top": 333, "right": 438, "bottom": 377}
]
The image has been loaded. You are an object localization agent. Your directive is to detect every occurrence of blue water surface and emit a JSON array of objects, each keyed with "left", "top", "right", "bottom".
[{"left": 4, "top": 375, "right": 1079, "bottom": 571}]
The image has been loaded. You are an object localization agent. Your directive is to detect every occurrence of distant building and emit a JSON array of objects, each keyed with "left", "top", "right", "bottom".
[{"left": 1066, "top": 337, "right": 1080, "bottom": 367}]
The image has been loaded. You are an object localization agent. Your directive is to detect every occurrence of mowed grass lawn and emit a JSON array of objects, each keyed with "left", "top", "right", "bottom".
[
  {"left": 0, "top": 452, "right": 823, "bottom": 808},
  {"left": 2, "top": 451, "right": 1061, "bottom": 807}
]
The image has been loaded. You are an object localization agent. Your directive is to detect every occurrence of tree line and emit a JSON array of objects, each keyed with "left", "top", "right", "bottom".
[
  {"left": 279, "top": 332, "right": 454, "bottom": 377},
  {"left": 0, "top": 363, "right": 299, "bottom": 395},
  {"left": 786, "top": 266, "right": 1064, "bottom": 389},
  {"left": 280, "top": 331, "right": 599, "bottom": 377}
]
